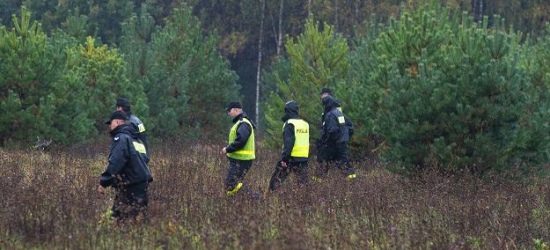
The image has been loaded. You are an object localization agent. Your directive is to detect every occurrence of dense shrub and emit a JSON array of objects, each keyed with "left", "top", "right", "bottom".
[{"left": 350, "top": 3, "right": 550, "bottom": 175}]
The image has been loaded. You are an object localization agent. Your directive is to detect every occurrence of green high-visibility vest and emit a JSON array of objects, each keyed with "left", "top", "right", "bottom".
[
  {"left": 285, "top": 119, "right": 309, "bottom": 158},
  {"left": 227, "top": 118, "right": 255, "bottom": 160}
]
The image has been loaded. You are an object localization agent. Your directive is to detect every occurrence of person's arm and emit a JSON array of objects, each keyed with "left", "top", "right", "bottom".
[
  {"left": 99, "top": 135, "right": 130, "bottom": 187},
  {"left": 325, "top": 113, "right": 340, "bottom": 144},
  {"left": 139, "top": 132, "right": 149, "bottom": 158},
  {"left": 281, "top": 123, "right": 295, "bottom": 163}
]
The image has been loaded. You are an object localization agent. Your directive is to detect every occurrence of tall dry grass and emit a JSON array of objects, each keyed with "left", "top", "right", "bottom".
[{"left": 1, "top": 140, "right": 549, "bottom": 249}]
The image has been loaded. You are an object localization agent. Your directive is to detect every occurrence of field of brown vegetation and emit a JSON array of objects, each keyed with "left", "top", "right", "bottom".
[{"left": 1, "top": 140, "right": 549, "bottom": 249}]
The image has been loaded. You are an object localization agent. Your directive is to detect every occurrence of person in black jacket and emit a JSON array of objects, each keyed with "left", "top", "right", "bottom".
[
  {"left": 115, "top": 97, "right": 149, "bottom": 162},
  {"left": 269, "top": 101, "right": 310, "bottom": 192},
  {"left": 315, "top": 95, "right": 356, "bottom": 180},
  {"left": 98, "top": 110, "right": 152, "bottom": 222}
]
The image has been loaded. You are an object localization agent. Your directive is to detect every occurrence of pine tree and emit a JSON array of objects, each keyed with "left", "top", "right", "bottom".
[
  {"left": 0, "top": 7, "right": 61, "bottom": 147},
  {"left": 352, "top": 3, "right": 550, "bottom": 175},
  {"left": 140, "top": 3, "right": 239, "bottom": 138},
  {"left": 263, "top": 17, "right": 350, "bottom": 148}
]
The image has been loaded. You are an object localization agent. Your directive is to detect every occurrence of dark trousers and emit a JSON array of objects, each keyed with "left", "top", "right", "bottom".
[
  {"left": 269, "top": 161, "right": 309, "bottom": 191},
  {"left": 317, "top": 142, "right": 355, "bottom": 177},
  {"left": 225, "top": 158, "right": 253, "bottom": 191},
  {"left": 112, "top": 181, "right": 149, "bottom": 222}
]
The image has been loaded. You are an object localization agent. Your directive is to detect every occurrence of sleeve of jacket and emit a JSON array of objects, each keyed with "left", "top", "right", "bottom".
[
  {"left": 100, "top": 135, "right": 130, "bottom": 187},
  {"left": 139, "top": 132, "right": 150, "bottom": 160},
  {"left": 345, "top": 116, "right": 354, "bottom": 137},
  {"left": 226, "top": 120, "right": 252, "bottom": 153},
  {"left": 325, "top": 113, "right": 340, "bottom": 144},
  {"left": 281, "top": 122, "right": 295, "bottom": 162}
]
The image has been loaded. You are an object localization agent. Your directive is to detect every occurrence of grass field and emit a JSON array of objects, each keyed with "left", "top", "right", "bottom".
[{"left": 1, "top": 140, "right": 549, "bottom": 249}]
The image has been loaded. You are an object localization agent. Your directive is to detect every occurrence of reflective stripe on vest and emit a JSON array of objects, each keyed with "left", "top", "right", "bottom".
[
  {"left": 133, "top": 141, "right": 147, "bottom": 154},
  {"left": 285, "top": 119, "right": 309, "bottom": 158},
  {"left": 227, "top": 118, "right": 255, "bottom": 160}
]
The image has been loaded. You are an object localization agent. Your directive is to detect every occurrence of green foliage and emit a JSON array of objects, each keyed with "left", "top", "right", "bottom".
[
  {"left": 0, "top": 7, "right": 148, "bottom": 147},
  {"left": 263, "top": 17, "right": 350, "bottom": 148},
  {"left": 353, "top": 3, "right": 550, "bottom": 175},
  {"left": 134, "top": 4, "right": 239, "bottom": 138},
  {"left": 0, "top": 7, "right": 62, "bottom": 146}
]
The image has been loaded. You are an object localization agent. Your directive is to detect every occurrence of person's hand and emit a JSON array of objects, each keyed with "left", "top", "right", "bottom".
[
  {"left": 280, "top": 161, "right": 287, "bottom": 169},
  {"left": 97, "top": 185, "right": 105, "bottom": 194},
  {"left": 221, "top": 147, "right": 227, "bottom": 154}
]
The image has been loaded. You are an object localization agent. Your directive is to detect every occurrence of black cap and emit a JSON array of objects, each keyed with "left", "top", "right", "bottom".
[
  {"left": 225, "top": 101, "right": 243, "bottom": 111},
  {"left": 320, "top": 87, "right": 333, "bottom": 95},
  {"left": 115, "top": 98, "right": 131, "bottom": 108},
  {"left": 104, "top": 110, "right": 129, "bottom": 124}
]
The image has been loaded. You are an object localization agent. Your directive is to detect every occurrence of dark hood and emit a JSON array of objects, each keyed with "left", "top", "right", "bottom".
[
  {"left": 110, "top": 123, "right": 139, "bottom": 139},
  {"left": 281, "top": 101, "right": 299, "bottom": 122},
  {"left": 322, "top": 96, "right": 338, "bottom": 112}
]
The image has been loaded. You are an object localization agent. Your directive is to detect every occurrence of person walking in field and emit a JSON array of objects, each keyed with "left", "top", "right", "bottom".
[
  {"left": 314, "top": 95, "right": 357, "bottom": 181},
  {"left": 268, "top": 100, "right": 310, "bottom": 192},
  {"left": 98, "top": 110, "right": 152, "bottom": 223},
  {"left": 222, "top": 102, "right": 256, "bottom": 196},
  {"left": 115, "top": 97, "right": 150, "bottom": 161}
]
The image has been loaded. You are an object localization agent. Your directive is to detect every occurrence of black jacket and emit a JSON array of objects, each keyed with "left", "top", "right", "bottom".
[
  {"left": 321, "top": 96, "right": 350, "bottom": 145},
  {"left": 225, "top": 112, "right": 256, "bottom": 153},
  {"left": 128, "top": 112, "right": 149, "bottom": 159},
  {"left": 100, "top": 123, "right": 152, "bottom": 188}
]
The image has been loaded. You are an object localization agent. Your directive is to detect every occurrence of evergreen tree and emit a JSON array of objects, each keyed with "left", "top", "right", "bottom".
[
  {"left": 0, "top": 7, "right": 62, "bottom": 147},
  {"left": 353, "top": 3, "right": 550, "bottom": 175},
  {"left": 140, "top": 4, "right": 240, "bottom": 138},
  {"left": 263, "top": 17, "right": 350, "bottom": 147}
]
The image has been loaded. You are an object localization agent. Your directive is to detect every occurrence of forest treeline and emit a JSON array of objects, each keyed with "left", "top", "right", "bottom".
[{"left": 1, "top": 1, "right": 550, "bottom": 176}]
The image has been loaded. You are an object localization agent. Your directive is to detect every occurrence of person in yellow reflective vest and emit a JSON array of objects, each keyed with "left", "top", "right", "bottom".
[
  {"left": 269, "top": 101, "right": 310, "bottom": 192},
  {"left": 221, "top": 102, "right": 256, "bottom": 196}
]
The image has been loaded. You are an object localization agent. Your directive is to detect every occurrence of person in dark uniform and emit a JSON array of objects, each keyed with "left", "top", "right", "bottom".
[
  {"left": 98, "top": 110, "right": 152, "bottom": 223},
  {"left": 222, "top": 102, "right": 256, "bottom": 196},
  {"left": 269, "top": 100, "right": 310, "bottom": 192},
  {"left": 115, "top": 97, "right": 149, "bottom": 161},
  {"left": 315, "top": 95, "right": 356, "bottom": 180}
]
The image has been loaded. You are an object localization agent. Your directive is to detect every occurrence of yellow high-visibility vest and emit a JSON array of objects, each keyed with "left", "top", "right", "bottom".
[
  {"left": 285, "top": 119, "right": 309, "bottom": 158},
  {"left": 227, "top": 118, "right": 255, "bottom": 160}
]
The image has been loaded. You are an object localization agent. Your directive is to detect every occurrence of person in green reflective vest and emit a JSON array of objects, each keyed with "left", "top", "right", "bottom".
[
  {"left": 269, "top": 100, "right": 310, "bottom": 192},
  {"left": 221, "top": 102, "right": 256, "bottom": 196}
]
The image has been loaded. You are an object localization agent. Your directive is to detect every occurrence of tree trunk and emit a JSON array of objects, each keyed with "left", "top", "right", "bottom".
[
  {"left": 334, "top": 0, "right": 338, "bottom": 32},
  {"left": 255, "top": 0, "right": 266, "bottom": 127},
  {"left": 277, "top": 0, "right": 284, "bottom": 55},
  {"left": 472, "top": 0, "right": 484, "bottom": 22}
]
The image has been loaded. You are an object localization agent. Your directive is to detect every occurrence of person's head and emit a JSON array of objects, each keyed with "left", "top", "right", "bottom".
[
  {"left": 321, "top": 95, "right": 337, "bottom": 111},
  {"left": 225, "top": 101, "right": 243, "bottom": 118},
  {"left": 105, "top": 110, "right": 129, "bottom": 131},
  {"left": 284, "top": 100, "right": 299, "bottom": 115},
  {"left": 282, "top": 100, "right": 299, "bottom": 121},
  {"left": 320, "top": 87, "right": 333, "bottom": 99},
  {"left": 115, "top": 98, "right": 131, "bottom": 112}
]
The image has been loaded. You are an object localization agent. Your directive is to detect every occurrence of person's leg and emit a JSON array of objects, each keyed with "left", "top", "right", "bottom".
[
  {"left": 336, "top": 142, "right": 356, "bottom": 179},
  {"left": 269, "top": 161, "right": 290, "bottom": 191},
  {"left": 294, "top": 161, "right": 309, "bottom": 185},
  {"left": 226, "top": 159, "right": 252, "bottom": 195},
  {"left": 313, "top": 145, "right": 334, "bottom": 181},
  {"left": 126, "top": 182, "right": 149, "bottom": 222}
]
